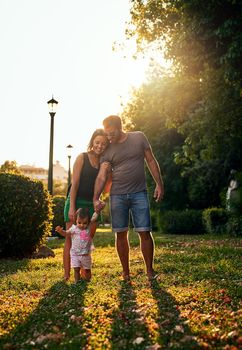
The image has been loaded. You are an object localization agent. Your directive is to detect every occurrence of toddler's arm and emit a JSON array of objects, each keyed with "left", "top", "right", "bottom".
[
  {"left": 89, "top": 201, "right": 106, "bottom": 238},
  {"left": 55, "top": 226, "right": 71, "bottom": 237}
]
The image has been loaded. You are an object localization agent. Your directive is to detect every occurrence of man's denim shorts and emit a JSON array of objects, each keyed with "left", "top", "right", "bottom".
[{"left": 110, "top": 190, "right": 152, "bottom": 232}]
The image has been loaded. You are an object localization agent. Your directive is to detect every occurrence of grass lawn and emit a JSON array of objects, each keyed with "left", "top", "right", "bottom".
[{"left": 0, "top": 229, "right": 241, "bottom": 349}]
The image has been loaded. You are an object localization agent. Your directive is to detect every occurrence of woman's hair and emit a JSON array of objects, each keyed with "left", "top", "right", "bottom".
[
  {"left": 103, "top": 115, "right": 122, "bottom": 130},
  {"left": 87, "top": 128, "right": 108, "bottom": 151},
  {"left": 76, "top": 207, "right": 90, "bottom": 222}
]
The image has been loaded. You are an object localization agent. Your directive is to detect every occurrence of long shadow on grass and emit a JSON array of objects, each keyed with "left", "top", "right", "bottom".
[
  {"left": 0, "top": 258, "right": 29, "bottom": 277},
  {"left": 149, "top": 278, "right": 202, "bottom": 349},
  {"left": 110, "top": 280, "right": 152, "bottom": 349},
  {"left": 0, "top": 281, "right": 88, "bottom": 350}
]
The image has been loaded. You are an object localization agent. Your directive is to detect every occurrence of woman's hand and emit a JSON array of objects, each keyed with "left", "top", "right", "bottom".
[{"left": 68, "top": 208, "right": 75, "bottom": 222}]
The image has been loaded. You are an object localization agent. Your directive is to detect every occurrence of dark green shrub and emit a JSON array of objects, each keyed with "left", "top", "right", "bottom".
[
  {"left": 52, "top": 195, "right": 65, "bottom": 236},
  {"left": 202, "top": 208, "right": 228, "bottom": 234},
  {"left": 0, "top": 173, "right": 53, "bottom": 258},
  {"left": 160, "top": 210, "right": 205, "bottom": 234},
  {"left": 226, "top": 215, "right": 242, "bottom": 237},
  {"left": 150, "top": 209, "right": 158, "bottom": 231}
]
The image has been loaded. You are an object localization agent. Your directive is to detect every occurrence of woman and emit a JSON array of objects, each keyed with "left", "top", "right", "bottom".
[{"left": 63, "top": 129, "right": 109, "bottom": 280}]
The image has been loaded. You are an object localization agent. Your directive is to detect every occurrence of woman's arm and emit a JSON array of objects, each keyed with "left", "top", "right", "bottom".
[{"left": 69, "top": 153, "right": 84, "bottom": 222}]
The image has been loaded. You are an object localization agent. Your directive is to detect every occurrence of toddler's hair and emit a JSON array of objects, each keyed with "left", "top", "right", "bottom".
[{"left": 76, "top": 208, "right": 91, "bottom": 222}]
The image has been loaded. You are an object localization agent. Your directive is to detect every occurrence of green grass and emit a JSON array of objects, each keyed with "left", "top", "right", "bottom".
[{"left": 0, "top": 229, "right": 241, "bottom": 349}]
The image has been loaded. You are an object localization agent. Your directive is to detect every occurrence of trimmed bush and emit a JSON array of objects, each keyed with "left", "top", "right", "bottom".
[
  {"left": 226, "top": 215, "right": 242, "bottom": 237},
  {"left": 0, "top": 173, "right": 53, "bottom": 258},
  {"left": 160, "top": 210, "right": 204, "bottom": 234},
  {"left": 202, "top": 208, "right": 228, "bottom": 234},
  {"left": 52, "top": 195, "right": 65, "bottom": 236},
  {"left": 150, "top": 209, "right": 158, "bottom": 231}
]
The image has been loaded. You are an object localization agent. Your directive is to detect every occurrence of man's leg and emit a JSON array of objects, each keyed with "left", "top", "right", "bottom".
[
  {"left": 115, "top": 231, "right": 130, "bottom": 279},
  {"left": 138, "top": 231, "right": 155, "bottom": 278}
]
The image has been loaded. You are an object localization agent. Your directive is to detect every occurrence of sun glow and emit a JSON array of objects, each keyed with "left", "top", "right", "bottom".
[{"left": 0, "top": 0, "right": 171, "bottom": 170}]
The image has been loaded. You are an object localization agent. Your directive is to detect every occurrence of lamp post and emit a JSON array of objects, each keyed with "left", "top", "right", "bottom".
[
  {"left": 47, "top": 96, "right": 58, "bottom": 195},
  {"left": 66, "top": 144, "right": 73, "bottom": 187}
]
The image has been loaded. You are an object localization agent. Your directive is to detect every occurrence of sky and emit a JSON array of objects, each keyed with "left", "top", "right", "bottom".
[{"left": 0, "top": 0, "right": 154, "bottom": 171}]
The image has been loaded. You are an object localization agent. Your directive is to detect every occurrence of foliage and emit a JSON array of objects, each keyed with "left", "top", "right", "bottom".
[
  {"left": 226, "top": 215, "right": 242, "bottom": 237},
  {"left": 121, "top": 73, "right": 190, "bottom": 211},
  {"left": 53, "top": 180, "right": 68, "bottom": 197},
  {"left": 128, "top": 0, "right": 242, "bottom": 85},
  {"left": 0, "top": 173, "right": 53, "bottom": 258},
  {"left": 0, "top": 231, "right": 241, "bottom": 349},
  {"left": 122, "top": 1, "right": 242, "bottom": 210},
  {"left": 0, "top": 160, "right": 22, "bottom": 174},
  {"left": 52, "top": 196, "right": 66, "bottom": 236},
  {"left": 202, "top": 207, "right": 228, "bottom": 235},
  {"left": 174, "top": 68, "right": 242, "bottom": 208},
  {"left": 160, "top": 209, "right": 205, "bottom": 234}
]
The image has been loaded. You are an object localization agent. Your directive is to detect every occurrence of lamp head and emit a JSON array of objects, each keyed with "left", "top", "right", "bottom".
[
  {"left": 66, "top": 144, "right": 73, "bottom": 157},
  {"left": 47, "top": 96, "right": 58, "bottom": 114}
]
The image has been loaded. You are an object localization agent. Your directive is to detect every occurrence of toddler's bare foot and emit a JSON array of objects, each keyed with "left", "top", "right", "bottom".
[
  {"left": 64, "top": 275, "right": 70, "bottom": 281},
  {"left": 121, "top": 273, "right": 131, "bottom": 281},
  {"left": 147, "top": 270, "right": 158, "bottom": 281}
]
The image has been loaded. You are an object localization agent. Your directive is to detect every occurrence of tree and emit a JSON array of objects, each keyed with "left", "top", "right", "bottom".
[
  {"left": 121, "top": 69, "right": 189, "bottom": 210},
  {"left": 124, "top": 0, "right": 242, "bottom": 208},
  {"left": 0, "top": 160, "right": 22, "bottom": 175},
  {"left": 128, "top": 0, "right": 242, "bottom": 85}
]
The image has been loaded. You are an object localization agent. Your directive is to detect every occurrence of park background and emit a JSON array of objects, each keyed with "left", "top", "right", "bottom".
[{"left": 0, "top": 1, "right": 242, "bottom": 349}]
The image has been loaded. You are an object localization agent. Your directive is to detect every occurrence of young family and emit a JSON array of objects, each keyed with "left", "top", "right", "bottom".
[{"left": 56, "top": 115, "right": 164, "bottom": 283}]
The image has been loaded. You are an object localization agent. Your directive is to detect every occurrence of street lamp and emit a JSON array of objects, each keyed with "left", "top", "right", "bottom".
[
  {"left": 66, "top": 144, "right": 73, "bottom": 187},
  {"left": 47, "top": 96, "right": 58, "bottom": 195}
]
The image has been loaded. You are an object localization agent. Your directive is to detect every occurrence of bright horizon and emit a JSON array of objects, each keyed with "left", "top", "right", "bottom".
[{"left": 0, "top": 0, "right": 167, "bottom": 171}]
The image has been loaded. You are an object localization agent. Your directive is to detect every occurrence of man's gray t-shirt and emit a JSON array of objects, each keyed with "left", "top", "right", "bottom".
[{"left": 101, "top": 131, "right": 150, "bottom": 195}]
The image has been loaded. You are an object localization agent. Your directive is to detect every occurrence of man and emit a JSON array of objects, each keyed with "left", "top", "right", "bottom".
[{"left": 93, "top": 115, "right": 164, "bottom": 280}]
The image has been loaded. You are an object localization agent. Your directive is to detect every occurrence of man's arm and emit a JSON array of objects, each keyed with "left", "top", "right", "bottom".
[
  {"left": 144, "top": 147, "right": 164, "bottom": 202},
  {"left": 93, "top": 162, "right": 110, "bottom": 211}
]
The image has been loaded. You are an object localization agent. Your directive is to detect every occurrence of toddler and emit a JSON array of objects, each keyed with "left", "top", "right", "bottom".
[{"left": 55, "top": 207, "right": 100, "bottom": 283}]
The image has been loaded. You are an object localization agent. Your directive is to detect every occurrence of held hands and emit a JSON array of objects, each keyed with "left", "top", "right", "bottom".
[
  {"left": 91, "top": 200, "right": 106, "bottom": 222},
  {"left": 93, "top": 199, "right": 106, "bottom": 213},
  {"left": 153, "top": 184, "right": 164, "bottom": 202}
]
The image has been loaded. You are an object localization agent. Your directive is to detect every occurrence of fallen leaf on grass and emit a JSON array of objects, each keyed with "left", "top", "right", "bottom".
[
  {"left": 145, "top": 344, "right": 161, "bottom": 350},
  {"left": 2, "top": 343, "right": 15, "bottom": 350},
  {"left": 222, "top": 296, "right": 232, "bottom": 304},
  {"left": 35, "top": 333, "right": 64, "bottom": 344},
  {"left": 180, "top": 335, "right": 197, "bottom": 343},
  {"left": 133, "top": 337, "right": 145, "bottom": 345},
  {"left": 174, "top": 325, "right": 184, "bottom": 333},
  {"left": 70, "top": 314, "right": 83, "bottom": 324}
]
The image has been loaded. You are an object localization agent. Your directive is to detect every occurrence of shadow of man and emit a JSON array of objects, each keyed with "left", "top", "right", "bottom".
[
  {"left": 149, "top": 278, "right": 202, "bottom": 349},
  {"left": 110, "top": 280, "right": 152, "bottom": 349}
]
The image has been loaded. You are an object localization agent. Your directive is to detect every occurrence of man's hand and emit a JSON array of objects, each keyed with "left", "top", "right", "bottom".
[
  {"left": 93, "top": 199, "right": 105, "bottom": 213},
  {"left": 153, "top": 184, "right": 164, "bottom": 202}
]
